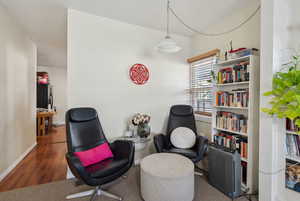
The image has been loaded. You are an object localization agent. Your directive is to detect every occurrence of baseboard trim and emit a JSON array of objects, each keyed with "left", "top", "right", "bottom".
[{"left": 0, "top": 142, "right": 37, "bottom": 182}]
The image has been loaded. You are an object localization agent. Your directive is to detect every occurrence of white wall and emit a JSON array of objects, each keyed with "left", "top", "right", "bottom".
[
  {"left": 38, "top": 66, "right": 67, "bottom": 125},
  {"left": 260, "top": 0, "right": 300, "bottom": 201},
  {"left": 68, "top": 9, "right": 191, "bottom": 138},
  {"left": 191, "top": 1, "right": 260, "bottom": 56},
  {"left": 0, "top": 4, "right": 37, "bottom": 180}
]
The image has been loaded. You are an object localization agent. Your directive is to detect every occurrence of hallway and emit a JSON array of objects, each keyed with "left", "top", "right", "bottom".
[{"left": 0, "top": 126, "right": 67, "bottom": 192}]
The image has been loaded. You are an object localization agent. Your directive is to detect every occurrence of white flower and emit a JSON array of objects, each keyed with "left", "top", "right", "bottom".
[{"left": 132, "top": 113, "right": 151, "bottom": 125}]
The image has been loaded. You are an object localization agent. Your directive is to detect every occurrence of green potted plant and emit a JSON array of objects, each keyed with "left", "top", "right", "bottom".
[{"left": 262, "top": 55, "right": 300, "bottom": 133}]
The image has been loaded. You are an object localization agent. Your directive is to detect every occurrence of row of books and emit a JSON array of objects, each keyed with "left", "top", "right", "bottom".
[
  {"left": 216, "top": 111, "right": 248, "bottom": 134},
  {"left": 213, "top": 132, "right": 248, "bottom": 159},
  {"left": 286, "top": 118, "right": 300, "bottom": 132},
  {"left": 286, "top": 134, "right": 300, "bottom": 157},
  {"left": 215, "top": 89, "right": 249, "bottom": 108},
  {"left": 286, "top": 160, "right": 300, "bottom": 193},
  {"left": 217, "top": 61, "right": 250, "bottom": 84},
  {"left": 241, "top": 161, "right": 248, "bottom": 185},
  {"left": 285, "top": 119, "right": 300, "bottom": 193}
]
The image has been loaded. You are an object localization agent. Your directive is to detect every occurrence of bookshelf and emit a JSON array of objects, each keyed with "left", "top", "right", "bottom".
[
  {"left": 211, "top": 55, "right": 260, "bottom": 194},
  {"left": 286, "top": 155, "right": 300, "bottom": 163},
  {"left": 214, "top": 127, "right": 248, "bottom": 137},
  {"left": 216, "top": 55, "right": 253, "bottom": 65},
  {"left": 214, "top": 106, "right": 248, "bottom": 110},
  {"left": 286, "top": 130, "right": 299, "bottom": 135},
  {"left": 215, "top": 81, "right": 249, "bottom": 87}
]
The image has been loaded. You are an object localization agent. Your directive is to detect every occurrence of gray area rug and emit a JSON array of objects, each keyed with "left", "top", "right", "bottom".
[{"left": 0, "top": 167, "right": 257, "bottom": 201}]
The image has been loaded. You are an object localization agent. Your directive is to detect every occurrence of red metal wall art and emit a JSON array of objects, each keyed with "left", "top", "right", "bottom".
[{"left": 129, "top": 64, "right": 149, "bottom": 85}]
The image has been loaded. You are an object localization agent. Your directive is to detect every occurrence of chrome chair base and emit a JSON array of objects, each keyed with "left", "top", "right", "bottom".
[{"left": 66, "top": 186, "right": 122, "bottom": 201}]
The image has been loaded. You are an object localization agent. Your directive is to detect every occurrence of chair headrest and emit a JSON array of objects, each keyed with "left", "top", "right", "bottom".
[
  {"left": 69, "top": 108, "right": 98, "bottom": 122},
  {"left": 170, "top": 105, "right": 194, "bottom": 116}
]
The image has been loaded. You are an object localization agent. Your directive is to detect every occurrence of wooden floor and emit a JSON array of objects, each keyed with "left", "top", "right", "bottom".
[{"left": 0, "top": 126, "right": 68, "bottom": 192}]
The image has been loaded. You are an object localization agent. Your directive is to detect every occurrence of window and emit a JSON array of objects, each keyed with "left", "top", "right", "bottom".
[{"left": 190, "top": 56, "right": 216, "bottom": 116}]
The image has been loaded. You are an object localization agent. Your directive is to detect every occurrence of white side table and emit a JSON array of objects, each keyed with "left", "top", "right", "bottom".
[{"left": 114, "top": 134, "right": 153, "bottom": 165}]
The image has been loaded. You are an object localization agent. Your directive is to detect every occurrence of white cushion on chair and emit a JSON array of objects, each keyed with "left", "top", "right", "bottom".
[{"left": 170, "top": 127, "right": 196, "bottom": 149}]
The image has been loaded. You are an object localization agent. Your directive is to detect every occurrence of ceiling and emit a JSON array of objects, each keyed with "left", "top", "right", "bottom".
[{"left": 0, "top": 0, "right": 257, "bottom": 68}]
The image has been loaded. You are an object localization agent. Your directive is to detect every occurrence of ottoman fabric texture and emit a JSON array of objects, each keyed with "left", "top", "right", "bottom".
[{"left": 140, "top": 153, "right": 194, "bottom": 201}]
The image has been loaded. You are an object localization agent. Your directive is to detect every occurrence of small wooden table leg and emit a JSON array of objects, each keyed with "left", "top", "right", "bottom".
[
  {"left": 49, "top": 116, "right": 53, "bottom": 132},
  {"left": 37, "top": 117, "right": 41, "bottom": 136},
  {"left": 41, "top": 117, "right": 46, "bottom": 136}
]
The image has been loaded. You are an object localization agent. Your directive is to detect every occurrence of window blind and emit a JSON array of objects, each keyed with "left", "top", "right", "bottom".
[{"left": 190, "top": 56, "right": 216, "bottom": 114}]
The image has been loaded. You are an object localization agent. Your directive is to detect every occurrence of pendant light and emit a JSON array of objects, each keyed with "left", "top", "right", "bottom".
[{"left": 156, "top": 0, "right": 182, "bottom": 53}]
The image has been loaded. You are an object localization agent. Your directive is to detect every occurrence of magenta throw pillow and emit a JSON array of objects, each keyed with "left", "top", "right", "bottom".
[{"left": 74, "top": 142, "right": 114, "bottom": 167}]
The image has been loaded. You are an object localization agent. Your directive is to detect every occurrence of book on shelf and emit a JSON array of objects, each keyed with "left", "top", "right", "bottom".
[
  {"left": 286, "top": 134, "right": 300, "bottom": 158},
  {"left": 216, "top": 111, "right": 248, "bottom": 134},
  {"left": 216, "top": 89, "right": 249, "bottom": 108},
  {"left": 286, "top": 118, "right": 300, "bottom": 133},
  {"left": 286, "top": 160, "right": 300, "bottom": 193},
  {"left": 241, "top": 161, "right": 248, "bottom": 186},
  {"left": 217, "top": 61, "right": 250, "bottom": 84},
  {"left": 213, "top": 131, "right": 248, "bottom": 159}
]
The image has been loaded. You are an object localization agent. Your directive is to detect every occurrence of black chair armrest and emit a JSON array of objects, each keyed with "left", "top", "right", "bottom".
[
  {"left": 66, "top": 152, "right": 90, "bottom": 182},
  {"left": 194, "top": 135, "right": 209, "bottom": 159},
  {"left": 154, "top": 134, "right": 169, "bottom": 152},
  {"left": 110, "top": 140, "right": 135, "bottom": 160}
]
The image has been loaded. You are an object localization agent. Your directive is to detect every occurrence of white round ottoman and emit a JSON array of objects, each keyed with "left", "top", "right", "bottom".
[{"left": 140, "top": 153, "right": 194, "bottom": 201}]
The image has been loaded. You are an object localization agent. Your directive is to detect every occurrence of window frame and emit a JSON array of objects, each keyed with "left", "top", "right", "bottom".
[{"left": 187, "top": 49, "right": 219, "bottom": 117}]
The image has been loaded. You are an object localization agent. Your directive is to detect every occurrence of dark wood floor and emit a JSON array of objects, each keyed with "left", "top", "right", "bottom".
[{"left": 0, "top": 126, "right": 68, "bottom": 192}]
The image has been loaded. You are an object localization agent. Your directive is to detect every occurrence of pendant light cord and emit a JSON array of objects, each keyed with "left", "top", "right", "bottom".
[
  {"left": 168, "top": 4, "right": 261, "bottom": 36},
  {"left": 166, "top": 0, "right": 170, "bottom": 37}
]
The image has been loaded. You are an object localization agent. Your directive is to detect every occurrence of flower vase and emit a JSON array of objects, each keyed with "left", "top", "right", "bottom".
[{"left": 137, "top": 123, "right": 150, "bottom": 138}]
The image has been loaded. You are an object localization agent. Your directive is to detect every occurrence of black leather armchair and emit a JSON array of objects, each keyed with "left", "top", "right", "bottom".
[
  {"left": 65, "top": 108, "right": 134, "bottom": 201},
  {"left": 154, "top": 105, "right": 208, "bottom": 168}
]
